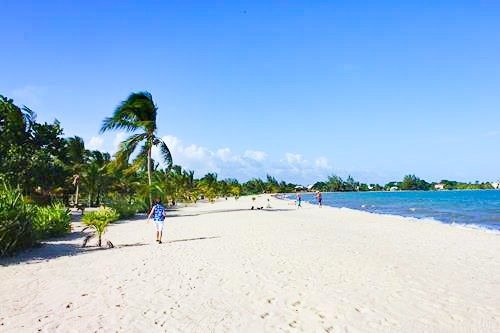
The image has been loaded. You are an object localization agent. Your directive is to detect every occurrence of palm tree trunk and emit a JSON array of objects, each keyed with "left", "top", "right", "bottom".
[
  {"left": 75, "top": 183, "right": 79, "bottom": 206},
  {"left": 147, "top": 146, "right": 153, "bottom": 207}
]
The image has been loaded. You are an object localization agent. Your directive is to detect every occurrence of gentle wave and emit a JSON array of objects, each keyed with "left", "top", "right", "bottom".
[{"left": 284, "top": 190, "right": 500, "bottom": 231}]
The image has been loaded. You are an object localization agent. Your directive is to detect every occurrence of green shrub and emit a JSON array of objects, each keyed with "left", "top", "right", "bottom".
[
  {"left": 110, "top": 198, "right": 139, "bottom": 219},
  {"left": 82, "top": 207, "right": 119, "bottom": 247},
  {"left": 33, "top": 202, "right": 71, "bottom": 239},
  {"left": 0, "top": 183, "right": 36, "bottom": 256}
]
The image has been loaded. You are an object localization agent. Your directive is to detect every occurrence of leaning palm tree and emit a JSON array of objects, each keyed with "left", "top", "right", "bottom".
[{"left": 100, "top": 92, "right": 172, "bottom": 206}]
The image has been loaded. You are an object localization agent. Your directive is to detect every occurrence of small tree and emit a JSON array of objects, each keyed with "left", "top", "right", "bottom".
[{"left": 82, "top": 207, "right": 119, "bottom": 247}]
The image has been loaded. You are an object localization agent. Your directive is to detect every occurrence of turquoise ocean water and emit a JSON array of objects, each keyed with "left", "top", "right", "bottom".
[{"left": 297, "top": 190, "right": 500, "bottom": 231}]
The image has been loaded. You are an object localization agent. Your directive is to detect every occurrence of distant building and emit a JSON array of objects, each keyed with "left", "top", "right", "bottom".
[
  {"left": 389, "top": 186, "right": 399, "bottom": 192},
  {"left": 491, "top": 181, "right": 500, "bottom": 189},
  {"left": 434, "top": 183, "right": 446, "bottom": 190}
]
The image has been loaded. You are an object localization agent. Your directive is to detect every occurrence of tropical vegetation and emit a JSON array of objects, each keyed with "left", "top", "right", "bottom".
[
  {"left": 82, "top": 207, "right": 119, "bottom": 247},
  {"left": 33, "top": 202, "right": 71, "bottom": 239},
  {"left": 0, "top": 92, "right": 497, "bottom": 256},
  {"left": 0, "top": 181, "right": 71, "bottom": 256},
  {"left": 100, "top": 92, "right": 172, "bottom": 207},
  {"left": 0, "top": 182, "right": 36, "bottom": 256}
]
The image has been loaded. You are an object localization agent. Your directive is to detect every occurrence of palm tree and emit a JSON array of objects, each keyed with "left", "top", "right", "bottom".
[
  {"left": 100, "top": 92, "right": 172, "bottom": 207},
  {"left": 198, "top": 173, "right": 219, "bottom": 202},
  {"left": 84, "top": 150, "right": 111, "bottom": 206},
  {"left": 66, "top": 136, "right": 86, "bottom": 206}
]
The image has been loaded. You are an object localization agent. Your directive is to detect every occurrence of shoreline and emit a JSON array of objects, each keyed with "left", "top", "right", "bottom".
[
  {"left": 279, "top": 191, "right": 500, "bottom": 232},
  {"left": 1, "top": 195, "right": 499, "bottom": 332}
]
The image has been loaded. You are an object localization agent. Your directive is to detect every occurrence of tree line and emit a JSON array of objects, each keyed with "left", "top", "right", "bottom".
[
  {"left": 3, "top": 92, "right": 495, "bottom": 256},
  {"left": 1, "top": 92, "right": 495, "bottom": 210},
  {"left": 0, "top": 93, "right": 300, "bottom": 209},
  {"left": 312, "top": 174, "right": 494, "bottom": 192}
]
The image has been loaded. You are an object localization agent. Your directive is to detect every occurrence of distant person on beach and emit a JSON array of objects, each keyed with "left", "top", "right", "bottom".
[
  {"left": 316, "top": 191, "right": 322, "bottom": 207},
  {"left": 296, "top": 193, "right": 302, "bottom": 208},
  {"left": 147, "top": 198, "right": 166, "bottom": 244}
]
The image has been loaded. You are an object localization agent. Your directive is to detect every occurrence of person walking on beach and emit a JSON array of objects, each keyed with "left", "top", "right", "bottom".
[
  {"left": 147, "top": 198, "right": 167, "bottom": 243},
  {"left": 296, "top": 193, "right": 302, "bottom": 208},
  {"left": 315, "top": 191, "right": 322, "bottom": 207}
]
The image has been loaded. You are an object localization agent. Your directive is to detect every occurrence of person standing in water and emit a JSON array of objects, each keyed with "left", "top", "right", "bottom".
[
  {"left": 296, "top": 193, "right": 302, "bottom": 208},
  {"left": 148, "top": 198, "right": 166, "bottom": 243},
  {"left": 315, "top": 191, "right": 323, "bottom": 207}
]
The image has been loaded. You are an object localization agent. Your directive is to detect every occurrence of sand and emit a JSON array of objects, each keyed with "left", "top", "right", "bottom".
[{"left": 1, "top": 195, "right": 499, "bottom": 332}]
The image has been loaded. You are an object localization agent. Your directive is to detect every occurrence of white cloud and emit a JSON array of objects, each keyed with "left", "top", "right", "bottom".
[
  {"left": 284, "top": 153, "right": 306, "bottom": 165},
  {"left": 87, "top": 136, "right": 104, "bottom": 150},
  {"left": 216, "top": 148, "right": 233, "bottom": 162},
  {"left": 112, "top": 132, "right": 128, "bottom": 153},
  {"left": 244, "top": 150, "right": 267, "bottom": 162},
  {"left": 83, "top": 133, "right": 394, "bottom": 184},
  {"left": 104, "top": 133, "right": 351, "bottom": 183},
  {"left": 184, "top": 144, "right": 211, "bottom": 160},
  {"left": 151, "top": 145, "right": 162, "bottom": 164},
  {"left": 162, "top": 135, "right": 182, "bottom": 151},
  {"left": 315, "top": 156, "right": 332, "bottom": 170}
]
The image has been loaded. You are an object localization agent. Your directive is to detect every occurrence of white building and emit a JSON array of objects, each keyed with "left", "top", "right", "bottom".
[
  {"left": 434, "top": 183, "right": 445, "bottom": 190},
  {"left": 491, "top": 181, "right": 500, "bottom": 189}
]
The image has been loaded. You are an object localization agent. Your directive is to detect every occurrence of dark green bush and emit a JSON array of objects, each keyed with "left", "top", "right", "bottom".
[
  {"left": 0, "top": 183, "right": 36, "bottom": 256},
  {"left": 109, "top": 198, "right": 139, "bottom": 219},
  {"left": 33, "top": 202, "right": 71, "bottom": 239}
]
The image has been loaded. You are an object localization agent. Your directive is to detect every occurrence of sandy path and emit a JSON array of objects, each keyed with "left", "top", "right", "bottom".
[{"left": 1, "top": 195, "right": 499, "bottom": 332}]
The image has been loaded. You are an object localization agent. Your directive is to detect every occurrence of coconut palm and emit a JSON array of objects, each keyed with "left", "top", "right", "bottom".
[
  {"left": 100, "top": 92, "right": 172, "bottom": 206},
  {"left": 84, "top": 150, "right": 111, "bottom": 206},
  {"left": 66, "top": 136, "right": 86, "bottom": 206},
  {"left": 198, "top": 173, "right": 219, "bottom": 202},
  {"left": 153, "top": 165, "right": 197, "bottom": 204}
]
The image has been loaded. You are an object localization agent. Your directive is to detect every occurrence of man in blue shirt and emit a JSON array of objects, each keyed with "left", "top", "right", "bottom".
[{"left": 147, "top": 198, "right": 166, "bottom": 243}]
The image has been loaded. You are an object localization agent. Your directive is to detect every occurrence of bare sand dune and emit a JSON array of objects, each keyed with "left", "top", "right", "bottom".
[{"left": 1, "top": 195, "right": 499, "bottom": 332}]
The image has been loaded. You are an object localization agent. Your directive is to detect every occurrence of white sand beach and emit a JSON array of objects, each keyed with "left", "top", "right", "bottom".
[{"left": 1, "top": 195, "right": 499, "bottom": 332}]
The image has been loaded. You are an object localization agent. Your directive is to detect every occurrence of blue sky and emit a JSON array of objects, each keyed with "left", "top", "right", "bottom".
[{"left": 2, "top": 1, "right": 499, "bottom": 184}]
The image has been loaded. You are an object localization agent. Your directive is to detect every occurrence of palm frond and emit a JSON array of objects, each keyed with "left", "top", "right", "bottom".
[
  {"left": 100, "top": 92, "right": 157, "bottom": 134},
  {"left": 155, "top": 137, "right": 173, "bottom": 171},
  {"left": 115, "top": 133, "right": 147, "bottom": 164},
  {"left": 100, "top": 116, "right": 139, "bottom": 133},
  {"left": 21, "top": 106, "right": 37, "bottom": 129}
]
